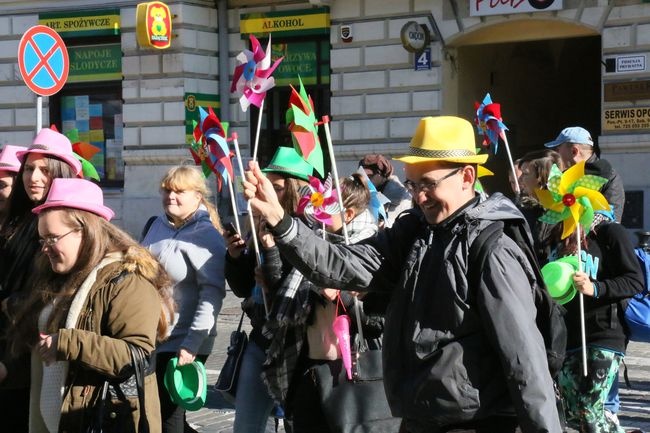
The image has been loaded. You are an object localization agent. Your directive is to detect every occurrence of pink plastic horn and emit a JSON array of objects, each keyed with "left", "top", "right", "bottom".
[{"left": 332, "top": 314, "right": 352, "bottom": 380}]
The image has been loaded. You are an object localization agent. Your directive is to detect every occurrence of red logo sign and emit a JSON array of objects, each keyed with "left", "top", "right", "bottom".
[
  {"left": 136, "top": 2, "right": 172, "bottom": 49},
  {"left": 18, "top": 25, "right": 69, "bottom": 96}
]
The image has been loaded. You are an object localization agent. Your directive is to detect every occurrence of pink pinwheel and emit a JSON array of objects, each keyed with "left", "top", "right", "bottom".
[
  {"left": 231, "top": 34, "right": 283, "bottom": 112},
  {"left": 297, "top": 175, "right": 341, "bottom": 226},
  {"left": 474, "top": 93, "right": 508, "bottom": 154}
]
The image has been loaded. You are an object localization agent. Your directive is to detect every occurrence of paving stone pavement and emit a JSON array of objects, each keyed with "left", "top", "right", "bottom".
[{"left": 187, "top": 290, "right": 650, "bottom": 433}]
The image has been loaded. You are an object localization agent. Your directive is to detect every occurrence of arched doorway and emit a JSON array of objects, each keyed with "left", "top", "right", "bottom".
[{"left": 446, "top": 20, "right": 601, "bottom": 196}]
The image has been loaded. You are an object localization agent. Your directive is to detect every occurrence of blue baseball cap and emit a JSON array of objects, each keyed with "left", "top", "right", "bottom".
[{"left": 544, "top": 127, "right": 593, "bottom": 148}]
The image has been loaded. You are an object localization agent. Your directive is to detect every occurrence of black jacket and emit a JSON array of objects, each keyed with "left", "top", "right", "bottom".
[
  {"left": 557, "top": 222, "right": 644, "bottom": 353},
  {"left": 271, "top": 193, "right": 562, "bottom": 433},
  {"left": 585, "top": 154, "right": 625, "bottom": 222}
]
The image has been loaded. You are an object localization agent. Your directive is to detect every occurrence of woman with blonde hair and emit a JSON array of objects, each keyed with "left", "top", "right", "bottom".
[
  {"left": 4, "top": 177, "right": 172, "bottom": 432},
  {"left": 142, "top": 164, "right": 226, "bottom": 433}
]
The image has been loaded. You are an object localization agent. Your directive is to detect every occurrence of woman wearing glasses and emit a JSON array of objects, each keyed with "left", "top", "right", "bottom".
[
  {"left": 5, "top": 178, "right": 172, "bottom": 433},
  {"left": 0, "top": 129, "right": 82, "bottom": 431}
]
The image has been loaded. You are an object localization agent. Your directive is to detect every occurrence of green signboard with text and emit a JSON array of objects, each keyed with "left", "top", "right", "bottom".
[
  {"left": 67, "top": 44, "right": 122, "bottom": 83},
  {"left": 271, "top": 41, "right": 329, "bottom": 86}
]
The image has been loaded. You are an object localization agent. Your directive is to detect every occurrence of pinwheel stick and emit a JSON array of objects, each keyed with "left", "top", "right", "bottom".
[
  {"left": 576, "top": 225, "right": 588, "bottom": 377},
  {"left": 226, "top": 176, "right": 242, "bottom": 236},
  {"left": 501, "top": 132, "right": 520, "bottom": 196},
  {"left": 321, "top": 116, "right": 365, "bottom": 337},
  {"left": 252, "top": 99, "right": 265, "bottom": 162},
  {"left": 231, "top": 132, "right": 269, "bottom": 316},
  {"left": 320, "top": 116, "right": 349, "bottom": 245}
]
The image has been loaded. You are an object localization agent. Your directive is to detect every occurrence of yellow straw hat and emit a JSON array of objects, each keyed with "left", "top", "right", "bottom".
[{"left": 395, "top": 116, "right": 488, "bottom": 165}]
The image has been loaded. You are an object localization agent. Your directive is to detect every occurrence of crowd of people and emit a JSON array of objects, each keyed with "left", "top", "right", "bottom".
[{"left": 0, "top": 117, "right": 643, "bottom": 433}]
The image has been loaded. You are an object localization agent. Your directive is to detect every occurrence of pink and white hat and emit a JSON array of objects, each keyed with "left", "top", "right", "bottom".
[
  {"left": 0, "top": 145, "right": 25, "bottom": 173},
  {"left": 16, "top": 128, "right": 82, "bottom": 176},
  {"left": 32, "top": 178, "right": 114, "bottom": 221}
]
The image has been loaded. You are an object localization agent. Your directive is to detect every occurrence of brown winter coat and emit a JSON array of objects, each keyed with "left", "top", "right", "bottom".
[{"left": 53, "top": 250, "right": 163, "bottom": 433}]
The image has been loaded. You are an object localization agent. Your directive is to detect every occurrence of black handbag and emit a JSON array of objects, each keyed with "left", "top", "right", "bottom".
[
  {"left": 214, "top": 310, "right": 248, "bottom": 403},
  {"left": 312, "top": 299, "right": 401, "bottom": 433},
  {"left": 85, "top": 343, "right": 150, "bottom": 433}
]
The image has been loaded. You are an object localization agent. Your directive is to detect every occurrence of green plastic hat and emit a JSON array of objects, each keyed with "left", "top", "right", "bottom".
[
  {"left": 164, "top": 357, "right": 207, "bottom": 411},
  {"left": 541, "top": 255, "right": 579, "bottom": 305},
  {"left": 262, "top": 146, "right": 314, "bottom": 181}
]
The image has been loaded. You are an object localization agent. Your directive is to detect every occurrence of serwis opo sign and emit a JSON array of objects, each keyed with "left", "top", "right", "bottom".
[{"left": 400, "top": 21, "right": 430, "bottom": 54}]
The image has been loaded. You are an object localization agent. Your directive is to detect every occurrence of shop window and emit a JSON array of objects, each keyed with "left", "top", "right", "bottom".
[
  {"left": 49, "top": 41, "right": 123, "bottom": 187},
  {"left": 40, "top": 8, "right": 123, "bottom": 187}
]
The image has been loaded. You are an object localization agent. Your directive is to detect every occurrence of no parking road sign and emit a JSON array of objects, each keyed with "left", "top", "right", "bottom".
[{"left": 18, "top": 25, "right": 69, "bottom": 96}]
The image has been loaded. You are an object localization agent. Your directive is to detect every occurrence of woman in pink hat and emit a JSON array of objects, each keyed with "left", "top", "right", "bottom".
[
  {"left": 0, "top": 128, "right": 82, "bottom": 431},
  {"left": 0, "top": 145, "right": 24, "bottom": 229},
  {"left": 4, "top": 178, "right": 173, "bottom": 433}
]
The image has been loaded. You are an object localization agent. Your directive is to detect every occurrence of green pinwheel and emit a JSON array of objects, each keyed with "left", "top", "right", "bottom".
[
  {"left": 286, "top": 76, "right": 324, "bottom": 177},
  {"left": 534, "top": 160, "right": 611, "bottom": 239}
]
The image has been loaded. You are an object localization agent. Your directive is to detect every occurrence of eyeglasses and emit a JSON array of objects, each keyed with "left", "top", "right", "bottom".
[
  {"left": 39, "top": 228, "right": 81, "bottom": 247},
  {"left": 404, "top": 167, "right": 463, "bottom": 195}
]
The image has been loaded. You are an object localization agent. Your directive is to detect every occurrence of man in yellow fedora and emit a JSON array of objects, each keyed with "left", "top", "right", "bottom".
[{"left": 242, "top": 116, "right": 563, "bottom": 432}]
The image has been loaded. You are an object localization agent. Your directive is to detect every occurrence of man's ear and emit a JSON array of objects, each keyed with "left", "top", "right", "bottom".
[
  {"left": 344, "top": 207, "right": 356, "bottom": 224},
  {"left": 461, "top": 165, "right": 476, "bottom": 190},
  {"left": 571, "top": 144, "right": 581, "bottom": 157}
]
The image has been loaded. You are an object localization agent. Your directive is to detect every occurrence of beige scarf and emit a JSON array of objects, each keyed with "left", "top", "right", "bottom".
[{"left": 30, "top": 253, "right": 121, "bottom": 433}]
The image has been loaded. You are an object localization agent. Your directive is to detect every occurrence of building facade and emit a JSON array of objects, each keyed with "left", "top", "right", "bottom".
[{"left": 0, "top": 0, "right": 648, "bottom": 234}]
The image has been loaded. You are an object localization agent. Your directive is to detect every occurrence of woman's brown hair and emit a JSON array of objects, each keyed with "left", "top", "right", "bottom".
[
  {"left": 8, "top": 208, "right": 174, "bottom": 355},
  {"left": 340, "top": 173, "right": 370, "bottom": 214},
  {"left": 1, "top": 155, "right": 78, "bottom": 238}
]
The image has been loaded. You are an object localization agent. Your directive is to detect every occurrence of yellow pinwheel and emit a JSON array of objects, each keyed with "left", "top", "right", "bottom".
[{"left": 534, "top": 161, "right": 611, "bottom": 239}]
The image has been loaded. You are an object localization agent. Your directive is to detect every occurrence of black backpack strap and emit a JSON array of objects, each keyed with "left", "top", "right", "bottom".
[
  {"left": 140, "top": 215, "right": 158, "bottom": 242},
  {"left": 468, "top": 221, "right": 505, "bottom": 290},
  {"left": 129, "top": 343, "right": 150, "bottom": 433}
]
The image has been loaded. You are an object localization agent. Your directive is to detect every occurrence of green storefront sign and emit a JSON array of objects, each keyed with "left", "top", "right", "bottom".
[
  {"left": 68, "top": 44, "right": 122, "bottom": 83},
  {"left": 271, "top": 41, "right": 329, "bottom": 86}
]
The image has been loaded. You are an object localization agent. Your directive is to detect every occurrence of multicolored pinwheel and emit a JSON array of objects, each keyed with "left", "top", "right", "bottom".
[
  {"left": 60, "top": 127, "right": 100, "bottom": 181},
  {"left": 231, "top": 34, "right": 283, "bottom": 112},
  {"left": 286, "top": 76, "right": 325, "bottom": 177},
  {"left": 535, "top": 161, "right": 611, "bottom": 239},
  {"left": 297, "top": 175, "right": 341, "bottom": 226},
  {"left": 188, "top": 107, "right": 234, "bottom": 192},
  {"left": 474, "top": 93, "right": 508, "bottom": 154}
]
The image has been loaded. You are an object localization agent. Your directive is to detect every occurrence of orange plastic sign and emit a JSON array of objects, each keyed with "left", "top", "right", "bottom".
[{"left": 136, "top": 1, "right": 172, "bottom": 49}]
